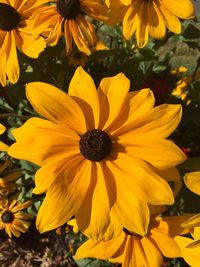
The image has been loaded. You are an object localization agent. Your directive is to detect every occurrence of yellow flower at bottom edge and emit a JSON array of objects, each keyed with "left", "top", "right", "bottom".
[
  {"left": 0, "top": 123, "right": 8, "bottom": 151},
  {"left": 76, "top": 214, "right": 192, "bottom": 267},
  {"left": 0, "top": 199, "right": 32, "bottom": 237},
  {"left": 0, "top": 0, "right": 46, "bottom": 86},
  {"left": 122, "top": 0, "right": 194, "bottom": 48},
  {"left": 8, "top": 67, "right": 185, "bottom": 241}
]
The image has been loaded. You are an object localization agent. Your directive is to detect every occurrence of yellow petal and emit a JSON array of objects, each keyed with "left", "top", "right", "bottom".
[
  {"left": 151, "top": 230, "right": 181, "bottom": 258},
  {"left": 148, "top": 1, "right": 166, "bottom": 39},
  {"left": 161, "top": 0, "right": 194, "bottom": 19},
  {"left": 116, "top": 104, "right": 183, "bottom": 139},
  {"left": 159, "top": 5, "right": 181, "bottom": 34},
  {"left": 123, "top": 1, "right": 139, "bottom": 40},
  {"left": 174, "top": 236, "right": 200, "bottom": 267},
  {"left": 8, "top": 117, "right": 79, "bottom": 166},
  {"left": 26, "top": 82, "right": 87, "bottom": 133},
  {"left": 76, "top": 232, "right": 126, "bottom": 260},
  {"left": 184, "top": 171, "right": 200, "bottom": 195},
  {"left": 136, "top": 1, "right": 149, "bottom": 48},
  {"left": 37, "top": 159, "right": 91, "bottom": 233},
  {"left": 181, "top": 213, "right": 200, "bottom": 229},
  {"left": 7, "top": 31, "right": 19, "bottom": 84},
  {"left": 14, "top": 30, "right": 46, "bottom": 58},
  {"left": 98, "top": 73, "right": 130, "bottom": 130},
  {"left": 76, "top": 163, "right": 111, "bottom": 240},
  {"left": 0, "top": 141, "right": 9, "bottom": 151},
  {"left": 69, "top": 67, "right": 99, "bottom": 129},
  {"left": 110, "top": 89, "right": 155, "bottom": 135},
  {"left": 121, "top": 139, "right": 185, "bottom": 170},
  {"left": 140, "top": 237, "right": 163, "bottom": 267},
  {"left": 106, "top": 155, "right": 174, "bottom": 205}
]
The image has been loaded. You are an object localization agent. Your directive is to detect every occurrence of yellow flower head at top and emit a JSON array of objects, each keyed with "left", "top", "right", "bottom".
[
  {"left": 122, "top": 0, "right": 194, "bottom": 47},
  {"left": 0, "top": 0, "right": 47, "bottom": 86},
  {"left": 8, "top": 67, "right": 185, "bottom": 241},
  {"left": 0, "top": 198, "right": 32, "bottom": 237},
  {"left": 32, "top": 0, "right": 109, "bottom": 55},
  {"left": 76, "top": 214, "right": 192, "bottom": 267}
]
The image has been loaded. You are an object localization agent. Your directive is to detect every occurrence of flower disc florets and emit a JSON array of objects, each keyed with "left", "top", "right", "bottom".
[
  {"left": 0, "top": 3, "right": 20, "bottom": 31},
  {"left": 79, "top": 129, "right": 112, "bottom": 161},
  {"left": 57, "top": 0, "right": 81, "bottom": 19},
  {"left": 1, "top": 210, "right": 14, "bottom": 223}
]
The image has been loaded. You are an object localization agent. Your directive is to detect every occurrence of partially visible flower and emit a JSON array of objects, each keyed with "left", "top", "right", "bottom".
[
  {"left": 122, "top": 0, "right": 194, "bottom": 48},
  {"left": 0, "top": 0, "right": 46, "bottom": 86},
  {"left": 0, "top": 123, "right": 8, "bottom": 151},
  {"left": 0, "top": 198, "right": 32, "bottom": 237},
  {"left": 8, "top": 67, "right": 185, "bottom": 241},
  {"left": 76, "top": 215, "right": 192, "bottom": 267},
  {"left": 175, "top": 226, "right": 200, "bottom": 267},
  {"left": 171, "top": 66, "right": 191, "bottom": 104},
  {"left": 32, "top": 0, "right": 109, "bottom": 55},
  {"left": 0, "top": 160, "right": 21, "bottom": 199},
  {"left": 181, "top": 171, "right": 200, "bottom": 242}
]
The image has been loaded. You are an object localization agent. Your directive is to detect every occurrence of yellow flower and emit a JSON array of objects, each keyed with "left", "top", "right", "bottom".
[
  {"left": 76, "top": 215, "right": 191, "bottom": 267},
  {"left": 180, "top": 171, "right": 200, "bottom": 246},
  {"left": 0, "top": 123, "right": 8, "bottom": 151},
  {"left": 0, "top": 160, "right": 21, "bottom": 198},
  {"left": 0, "top": 0, "right": 46, "bottom": 86},
  {"left": 32, "top": 0, "right": 109, "bottom": 55},
  {"left": 175, "top": 226, "right": 200, "bottom": 267},
  {"left": 122, "top": 0, "right": 194, "bottom": 47},
  {"left": 8, "top": 67, "right": 185, "bottom": 240},
  {"left": 0, "top": 198, "right": 32, "bottom": 237}
]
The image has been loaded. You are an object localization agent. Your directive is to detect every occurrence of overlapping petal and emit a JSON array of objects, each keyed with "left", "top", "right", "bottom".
[
  {"left": 26, "top": 83, "right": 87, "bottom": 133},
  {"left": 37, "top": 158, "right": 90, "bottom": 232},
  {"left": 8, "top": 117, "right": 80, "bottom": 166}
]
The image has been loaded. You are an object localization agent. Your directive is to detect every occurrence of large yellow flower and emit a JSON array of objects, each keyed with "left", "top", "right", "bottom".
[
  {"left": 122, "top": 0, "right": 194, "bottom": 47},
  {"left": 76, "top": 215, "right": 191, "bottom": 267},
  {"left": 0, "top": 198, "right": 32, "bottom": 237},
  {"left": 8, "top": 67, "right": 185, "bottom": 240},
  {"left": 0, "top": 0, "right": 46, "bottom": 86},
  {"left": 32, "top": 0, "right": 109, "bottom": 55}
]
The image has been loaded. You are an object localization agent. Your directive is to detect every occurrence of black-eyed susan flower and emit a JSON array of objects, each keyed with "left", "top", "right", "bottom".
[
  {"left": 0, "top": 123, "right": 8, "bottom": 151},
  {"left": 0, "top": 199, "right": 32, "bottom": 237},
  {"left": 8, "top": 67, "right": 185, "bottom": 240},
  {"left": 32, "top": 0, "right": 109, "bottom": 55},
  {"left": 122, "top": 0, "right": 194, "bottom": 47},
  {"left": 0, "top": 0, "right": 46, "bottom": 86},
  {"left": 76, "top": 214, "right": 192, "bottom": 267}
]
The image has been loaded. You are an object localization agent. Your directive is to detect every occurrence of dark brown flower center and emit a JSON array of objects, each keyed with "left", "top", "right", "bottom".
[
  {"left": 1, "top": 210, "right": 14, "bottom": 223},
  {"left": 79, "top": 129, "right": 112, "bottom": 161},
  {"left": 57, "top": 0, "right": 81, "bottom": 19},
  {"left": 0, "top": 3, "right": 20, "bottom": 31}
]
